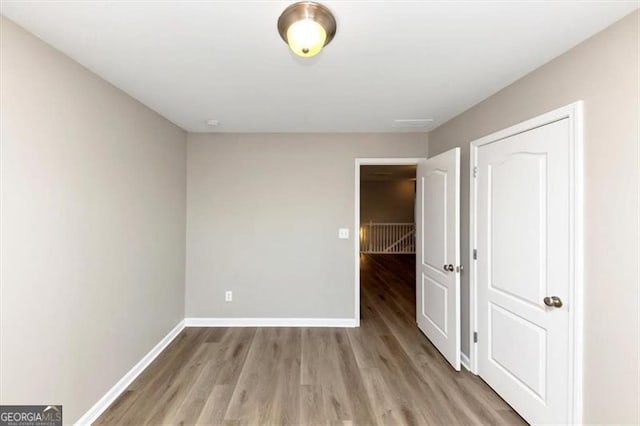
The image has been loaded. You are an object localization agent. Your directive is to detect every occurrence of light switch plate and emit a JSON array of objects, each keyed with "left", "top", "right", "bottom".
[{"left": 338, "top": 228, "right": 349, "bottom": 239}]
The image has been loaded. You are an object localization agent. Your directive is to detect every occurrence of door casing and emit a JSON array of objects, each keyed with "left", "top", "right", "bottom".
[{"left": 469, "top": 102, "right": 584, "bottom": 424}]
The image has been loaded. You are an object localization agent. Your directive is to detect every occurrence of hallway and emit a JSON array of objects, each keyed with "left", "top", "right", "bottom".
[{"left": 96, "top": 254, "right": 525, "bottom": 425}]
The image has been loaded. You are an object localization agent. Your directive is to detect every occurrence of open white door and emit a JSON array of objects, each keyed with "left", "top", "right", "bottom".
[{"left": 416, "top": 147, "right": 461, "bottom": 370}]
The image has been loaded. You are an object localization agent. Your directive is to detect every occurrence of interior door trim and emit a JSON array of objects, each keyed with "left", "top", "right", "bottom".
[
  {"left": 469, "top": 101, "right": 584, "bottom": 424},
  {"left": 354, "top": 157, "right": 425, "bottom": 328}
]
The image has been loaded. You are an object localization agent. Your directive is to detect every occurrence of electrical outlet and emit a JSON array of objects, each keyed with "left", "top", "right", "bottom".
[
  {"left": 338, "top": 228, "right": 349, "bottom": 239},
  {"left": 225, "top": 291, "right": 232, "bottom": 302}
]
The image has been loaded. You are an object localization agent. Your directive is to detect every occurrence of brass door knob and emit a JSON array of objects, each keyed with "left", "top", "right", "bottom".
[{"left": 543, "top": 296, "right": 563, "bottom": 308}]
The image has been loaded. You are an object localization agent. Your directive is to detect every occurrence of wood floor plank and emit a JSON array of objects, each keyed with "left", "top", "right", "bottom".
[
  {"left": 142, "top": 341, "right": 214, "bottom": 424},
  {"left": 299, "top": 385, "right": 326, "bottom": 426},
  {"left": 168, "top": 347, "right": 224, "bottom": 425},
  {"left": 195, "top": 385, "right": 235, "bottom": 425},
  {"left": 359, "top": 367, "right": 407, "bottom": 426},
  {"left": 96, "top": 254, "right": 526, "bottom": 426},
  {"left": 224, "top": 328, "right": 301, "bottom": 425},
  {"left": 330, "top": 329, "right": 376, "bottom": 425}
]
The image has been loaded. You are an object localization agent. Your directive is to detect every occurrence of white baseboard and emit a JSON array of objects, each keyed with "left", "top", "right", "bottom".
[
  {"left": 184, "top": 317, "right": 358, "bottom": 327},
  {"left": 460, "top": 352, "right": 471, "bottom": 371},
  {"left": 74, "top": 320, "right": 185, "bottom": 425}
]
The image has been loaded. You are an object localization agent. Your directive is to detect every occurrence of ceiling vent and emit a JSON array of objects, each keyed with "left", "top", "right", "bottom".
[{"left": 393, "top": 118, "right": 434, "bottom": 128}]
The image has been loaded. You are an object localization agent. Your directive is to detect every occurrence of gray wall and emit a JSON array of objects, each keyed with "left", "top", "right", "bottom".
[
  {"left": 360, "top": 180, "right": 415, "bottom": 224},
  {"left": 185, "top": 133, "right": 426, "bottom": 318},
  {"left": 427, "top": 10, "right": 639, "bottom": 424},
  {"left": 0, "top": 17, "right": 187, "bottom": 424}
]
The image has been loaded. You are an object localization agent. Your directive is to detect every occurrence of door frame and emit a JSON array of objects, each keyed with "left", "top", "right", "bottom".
[
  {"left": 354, "top": 157, "right": 424, "bottom": 327},
  {"left": 469, "top": 101, "right": 584, "bottom": 423}
]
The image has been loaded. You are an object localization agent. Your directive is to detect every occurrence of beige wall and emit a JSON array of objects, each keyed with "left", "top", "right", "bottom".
[
  {"left": 185, "top": 133, "right": 426, "bottom": 318},
  {"left": 360, "top": 179, "right": 416, "bottom": 224},
  {"left": 427, "top": 10, "right": 639, "bottom": 424},
  {"left": 0, "top": 17, "right": 187, "bottom": 424}
]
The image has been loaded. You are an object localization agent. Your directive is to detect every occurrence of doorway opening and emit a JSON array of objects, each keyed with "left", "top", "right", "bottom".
[
  {"left": 359, "top": 163, "right": 417, "bottom": 323},
  {"left": 354, "top": 158, "right": 421, "bottom": 327}
]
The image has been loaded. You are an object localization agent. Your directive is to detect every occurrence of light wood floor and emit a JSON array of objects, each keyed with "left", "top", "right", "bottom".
[{"left": 96, "top": 254, "right": 526, "bottom": 425}]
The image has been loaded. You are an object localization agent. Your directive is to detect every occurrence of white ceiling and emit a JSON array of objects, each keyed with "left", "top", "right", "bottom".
[{"left": 2, "top": 1, "right": 637, "bottom": 133}]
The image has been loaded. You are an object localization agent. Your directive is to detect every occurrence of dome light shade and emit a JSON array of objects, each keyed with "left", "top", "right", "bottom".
[
  {"left": 277, "top": 2, "right": 337, "bottom": 58},
  {"left": 286, "top": 19, "right": 327, "bottom": 57}
]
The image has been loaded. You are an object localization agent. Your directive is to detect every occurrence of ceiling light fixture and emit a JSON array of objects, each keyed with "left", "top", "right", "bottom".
[{"left": 277, "top": 1, "right": 337, "bottom": 58}]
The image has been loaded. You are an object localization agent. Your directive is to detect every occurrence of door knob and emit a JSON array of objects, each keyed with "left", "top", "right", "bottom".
[
  {"left": 543, "top": 296, "right": 563, "bottom": 308},
  {"left": 443, "top": 264, "right": 454, "bottom": 272}
]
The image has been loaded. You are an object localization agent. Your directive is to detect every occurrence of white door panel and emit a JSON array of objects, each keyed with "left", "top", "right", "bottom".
[
  {"left": 422, "top": 170, "right": 447, "bottom": 271},
  {"left": 489, "top": 303, "right": 547, "bottom": 400},
  {"left": 476, "top": 118, "right": 570, "bottom": 424},
  {"left": 422, "top": 275, "right": 447, "bottom": 334},
  {"left": 489, "top": 153, "right": 546, "bottom": 306},
  {"left": 416, "top": 148, "right": 460, "bottom": 370}
]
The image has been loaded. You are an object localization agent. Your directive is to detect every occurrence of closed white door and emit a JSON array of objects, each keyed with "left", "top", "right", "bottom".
[
  {"left": 416, "top": 148, "right": 461, "bottom": 370},
  {"left": 475, "top": 118, "right": 571, "bottom": 423}
]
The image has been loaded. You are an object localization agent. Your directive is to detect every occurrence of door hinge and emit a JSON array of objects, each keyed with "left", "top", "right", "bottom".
[
  {"left": 473, "top": 166, "right": 478, "bottom": 178},
  {"left": 473, "top": 249, "right": 477, "bottom": 260},
  {"left": 473, "top": 331, "right": 478, "bottom": 343}
]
